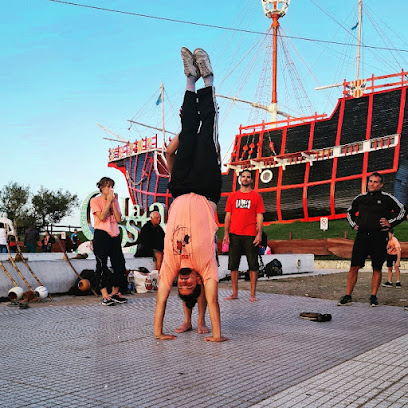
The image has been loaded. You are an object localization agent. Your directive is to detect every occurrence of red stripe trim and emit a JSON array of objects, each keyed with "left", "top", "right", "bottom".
[{"left": 330, "top": 98, "right": 345, "bottom": 216}]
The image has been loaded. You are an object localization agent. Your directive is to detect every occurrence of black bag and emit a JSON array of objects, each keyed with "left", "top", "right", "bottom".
[
  {"left": 260, "top": 231, "right": 268, "bottom": 248},
  {"left": 264, "top": 258, "right": 283, "bottom": 277}
]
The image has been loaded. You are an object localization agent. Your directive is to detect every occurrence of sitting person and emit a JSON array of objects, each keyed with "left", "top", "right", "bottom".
[
  {"left": 134, "top": 211, "right": 165, "bottom": 271},
  {"left": 154, "top": 47, "right": 228, "bottom": 342}
]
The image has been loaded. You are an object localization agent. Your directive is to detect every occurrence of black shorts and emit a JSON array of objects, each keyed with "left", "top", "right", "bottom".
[
  {"left": 350, "top": 231, "right": 388, "bottom": 270},
  {"left": 228, "top": 234, "right": 259, "bottom": 271},
  {"left": 386, "top": 254, "right": 398, "bottom": 267}
]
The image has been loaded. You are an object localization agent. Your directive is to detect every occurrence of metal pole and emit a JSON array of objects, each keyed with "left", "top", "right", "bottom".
[
  {"left": 160, "top": 82, "right": 166, "bottom": 148},
  {"left": 356, "top": 0, "right": 363, "bottom": 80},
  {"left": 272, "top": 14, "right": 279, "bottom": 106}
]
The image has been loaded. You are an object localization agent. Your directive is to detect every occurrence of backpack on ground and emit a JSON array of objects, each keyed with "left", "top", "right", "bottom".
[{"left": 264, "top": 258, "right": 283, "bottom": 277}]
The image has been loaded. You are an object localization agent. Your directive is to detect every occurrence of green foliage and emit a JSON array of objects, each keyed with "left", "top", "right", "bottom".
[
  {"left": 31, "top": 187, "right": 79, "bottom": 228},
  {"left": 0, "top": 182, "right": 30, "bottom": 224},
  {"left": 0, "top": 183, "right": 79, "bottom": 229}
]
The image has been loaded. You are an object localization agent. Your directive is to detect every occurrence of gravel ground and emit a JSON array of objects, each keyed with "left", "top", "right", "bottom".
[{"left": 219, "top": 271, "right": 408, "bottom": 307}]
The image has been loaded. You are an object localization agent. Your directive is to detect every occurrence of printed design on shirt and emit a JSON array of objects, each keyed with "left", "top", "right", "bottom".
[
  {"left": 172, "top": 225, "right": 191, "bottom": 258},
  {"left": 235, "top": 199, "right": 251, "bottom": 209}
]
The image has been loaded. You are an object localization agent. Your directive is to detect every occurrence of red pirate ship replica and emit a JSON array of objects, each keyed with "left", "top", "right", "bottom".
[{"left": 107, "top": 1, "right": 408, "bottom": 224}]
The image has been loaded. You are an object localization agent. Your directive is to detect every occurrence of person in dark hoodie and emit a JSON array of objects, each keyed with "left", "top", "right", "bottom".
[
  {"left": 24, "top": 225, "right": 40, "bottom": 253},
  {"left": 338, "top": 172, "right": 406, "bottom": 307}
]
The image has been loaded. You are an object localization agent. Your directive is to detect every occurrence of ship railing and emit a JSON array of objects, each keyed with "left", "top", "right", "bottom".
[
  {"left": 154, "top": 151, "right": 171, "bottom": 177},
  {"left": 238, "top": 113, "right": 328, "bottom": 135},
  {"left": 226, "top": 133, "right": 399, "bottom": 173},
  {"left": 124, "top": 150, "right": 170, "bottom": 188},
  {"left": 343, "top": 69, "right": 408, "bottom": 98},
  {"left": 108, "top": 135, "right": 160, "bottom": 162}
]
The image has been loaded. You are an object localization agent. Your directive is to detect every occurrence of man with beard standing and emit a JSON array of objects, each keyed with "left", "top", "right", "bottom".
[{"left": 223, "top": 169, "right": 265, "bottom": 302}]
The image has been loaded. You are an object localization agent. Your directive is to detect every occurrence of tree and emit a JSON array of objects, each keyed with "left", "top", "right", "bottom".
[
  {"left": 0, "top": 182, "right": 31, "bottom": 224},
  {"left": 31, "top": 187, "right": 79, "bottom": 228}
]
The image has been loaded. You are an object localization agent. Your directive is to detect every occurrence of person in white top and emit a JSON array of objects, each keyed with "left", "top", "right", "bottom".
[{"left": 0, "top": 223, "right": 7, "bottom": 253}]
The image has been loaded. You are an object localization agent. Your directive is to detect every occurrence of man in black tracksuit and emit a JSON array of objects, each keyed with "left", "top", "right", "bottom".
[{"left": 338, "top": 172, "right": 406, "bottom": 307}]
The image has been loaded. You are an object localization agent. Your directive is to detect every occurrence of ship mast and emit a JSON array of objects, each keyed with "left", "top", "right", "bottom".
[
  {"left": 261, "top": 0, "right": 290, "bottom": 125},
  {"left": 127, "top": 83, "right": 177, "bottom": 142},
  {"left": 315, "top": 0, "right": 364, "bottom": 91},
  {"left": 160, "top": 82, "right": 166, "bottom": 147},
  {"left": 355, "top": 0, "right": 363, "bottom": 80}
]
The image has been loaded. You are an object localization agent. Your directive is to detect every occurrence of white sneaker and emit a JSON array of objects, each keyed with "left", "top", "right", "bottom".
[
  {"left": 193, "top": 48, "right": 213, "bottom": 78},
  {"left": 181, "top": 47, "right": 200, "bottom": 79}
]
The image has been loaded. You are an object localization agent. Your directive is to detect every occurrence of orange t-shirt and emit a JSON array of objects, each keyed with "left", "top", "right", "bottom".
[
  {"left": 90, "top": 195, "right": 121, "bottom": 238},
  {"left": 387, "top": 236, "right": 401, "bottom": 255},
  {"left": 159, "top": 193, "right": 219, "bottom": 290}
]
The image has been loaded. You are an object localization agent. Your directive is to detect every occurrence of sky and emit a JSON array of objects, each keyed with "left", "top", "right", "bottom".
[{"left": 1, "top": 0, "right": 408, "bottom": 227}]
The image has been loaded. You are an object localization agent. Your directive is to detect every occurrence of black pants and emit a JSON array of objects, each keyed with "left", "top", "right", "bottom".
[
  {"left": 93, "top": 229, "right": 126, "bottom": 290},
  {"left": 168, "top": 87, "right": 222, "bottom": 204}
]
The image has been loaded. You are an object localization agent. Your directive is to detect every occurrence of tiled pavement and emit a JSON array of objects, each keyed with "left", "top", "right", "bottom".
[{"left": 0, "top": 289, "right": 407, "bottom": 408}]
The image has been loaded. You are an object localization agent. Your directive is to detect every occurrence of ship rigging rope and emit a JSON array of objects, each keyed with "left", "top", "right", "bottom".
[
  {"left": 364, "top": 8, "right": 408, "bottom": 71},
  {"left": 310, "top": 0, "right": 408, "bottom": 73},
  {"left": 49, "top": 0, "right": 408, "bottom": 54},
  {"left": 128, "top": 86, "right": 180, "bottom": 143}
]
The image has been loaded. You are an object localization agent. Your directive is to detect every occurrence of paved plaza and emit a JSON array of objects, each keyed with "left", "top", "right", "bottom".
[{"left": 1, "top": 287, "right": 407, "bottom": 408}]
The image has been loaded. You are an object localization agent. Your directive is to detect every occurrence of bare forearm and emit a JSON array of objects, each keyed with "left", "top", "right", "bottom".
[
  {"left": 204, "top": 280, "right": 228, "bottom": 341},
  {"left": 166, "top": 134, "right": 179, "bottom": 174},
  {"left": 256, "top": 213, "right": 263, "bottom": 234},
  {"left": 167, "top": 154, "right": 176, "bottom": 174},
  {"left": 207, "top": 300, "right": 222, "bottom": 338},
  {"left": 153, "top": 286, "right": 176, "bottom": 340},
  {"left": 112, "top": 200, "right": 122, "bottom": 223},
  {"left": 98, "top": 203, "right": 111, "bottom": 221},
  {"left": 223, "top": 213, "right": 231, "bottom": 241},
  {"left": 153, "top": 287, "right": 168, "bottom": 337}
]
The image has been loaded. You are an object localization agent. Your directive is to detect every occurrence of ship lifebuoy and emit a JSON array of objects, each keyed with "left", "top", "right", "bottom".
[{"left": 260, "top": 169, "right": 273, "bottom": 184}]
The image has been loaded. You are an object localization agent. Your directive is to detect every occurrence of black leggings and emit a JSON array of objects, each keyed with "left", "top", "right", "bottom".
[
  {"left": 93, "top": 229, "right": 126, "bottom": 290},
  {"left": 168, "top": 86, "right": 222, "bottom": 204}
]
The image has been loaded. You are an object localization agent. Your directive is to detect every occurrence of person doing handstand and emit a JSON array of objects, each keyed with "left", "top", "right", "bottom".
[{"left": 153, "top": 46, "right": 228, "bottom": 342}]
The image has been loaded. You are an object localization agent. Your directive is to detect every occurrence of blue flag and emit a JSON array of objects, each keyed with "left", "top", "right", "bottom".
[
  {"left": 155, "top": 94, "right": 162, "bottom": 106},
  {"left": 351, "top": 21, "right": 358, "bottom": 30}
]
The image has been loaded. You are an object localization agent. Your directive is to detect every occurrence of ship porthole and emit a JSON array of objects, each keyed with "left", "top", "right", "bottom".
[{"left": 260, "top": 170, "right": 273, "bottom": 184}]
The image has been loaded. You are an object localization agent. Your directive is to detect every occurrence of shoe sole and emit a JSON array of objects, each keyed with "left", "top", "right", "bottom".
[
  {"left": 181, "top": 47, "right": 200, "bottom": 79},
  {"left": 337, "top": 301, "right": 352, "bottom": 306},
  {"left": 193, "top": 48, "right": 213, "bottom": 77},
  {"left": 102, "top": 302, "right": 115, "bottom": 306},
  {"left": 112, "top": 298, "right": 127, "bottom": 304},
  {"left": 370, "top": 304, "right": 379, "bottom": 307},
  {"left": 381, "top": 285, "right": 393, "bottom": 288}
]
